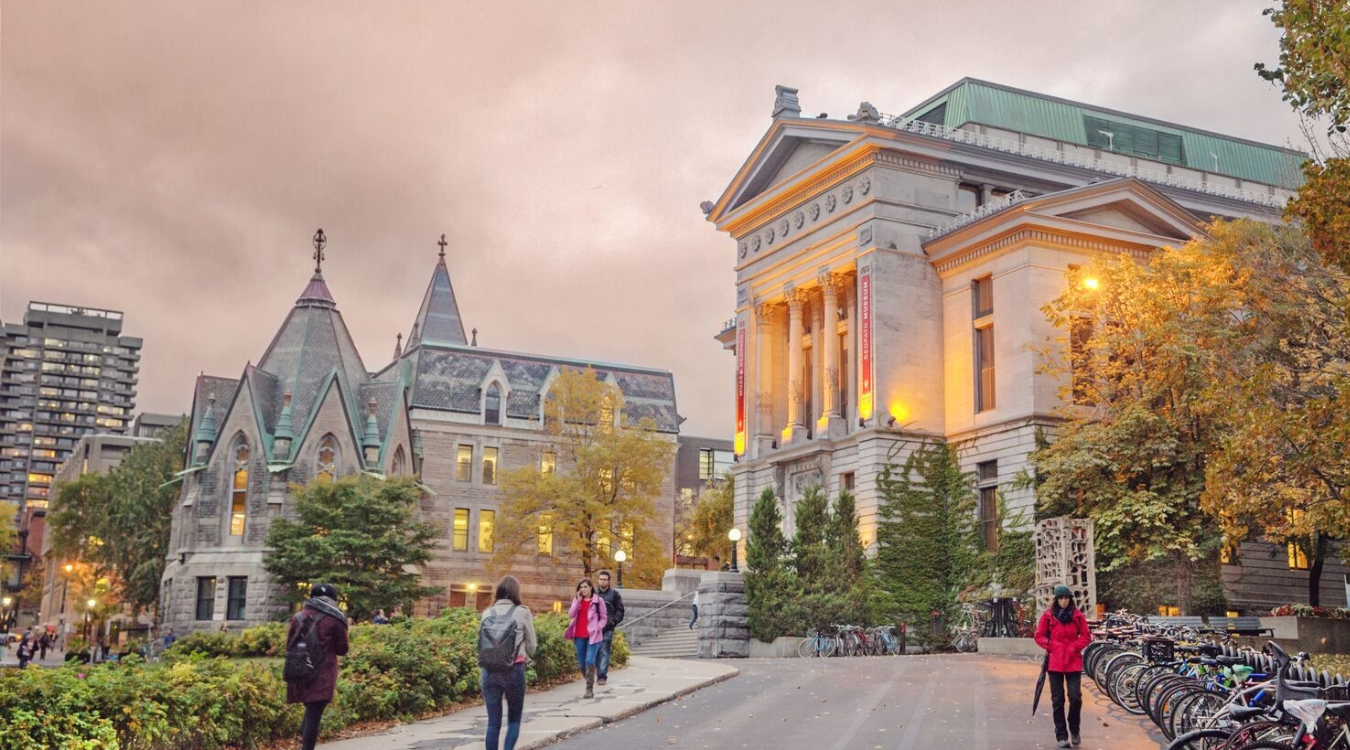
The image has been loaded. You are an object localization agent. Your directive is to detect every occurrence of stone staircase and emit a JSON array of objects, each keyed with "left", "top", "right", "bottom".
[{"left": 629, "top": 625, "right": 700, "bottom": 659}]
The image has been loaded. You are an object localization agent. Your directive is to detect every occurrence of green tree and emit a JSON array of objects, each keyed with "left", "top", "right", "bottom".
[
  {"left": 744, "top": 487, "right": 798, "bottom": 641},
  {"left": 264, "top": 475, "right": 438, "bottom": 620},
  {"left": 791, "top": 486, "right": 830, "bottom": 584},
  {"left": 874, "top": 441, "right": 984, "bottom": 644},
  {"left": 491, "top": 367, "right": 674, "bottom": 586},
  {"left": 683, "top": 477, "right": 734, "bottom": 563}
]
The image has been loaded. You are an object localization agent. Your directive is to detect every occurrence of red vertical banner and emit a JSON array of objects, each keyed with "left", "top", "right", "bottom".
[
  {"left": 734, "top": 321, "right": 747, "bottom": 454},
  {"left": 858, "top": 265, "right": 874, "bottom": 421}
]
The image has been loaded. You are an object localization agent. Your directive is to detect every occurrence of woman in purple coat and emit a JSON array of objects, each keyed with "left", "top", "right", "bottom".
[{"left": 286, "top": 583, "right": 350, "bottom": 750}]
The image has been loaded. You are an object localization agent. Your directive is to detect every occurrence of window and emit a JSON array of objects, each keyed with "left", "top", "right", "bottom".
[
  {"left": 538, "top": 513, "right": 554, "bottom": 555},
  {"left": 195, "top": 577, "right": 216, "bottom": 620},
  {"left": 484, "top": 383, "right": 501, "bottom": 425},
  {"left": 972, "top": 276, "right": 994, "bottom": 319},
  {"left": 541, "top": 450, "right": 556, "bottom": 476},
  {"left": 680, "top": 487, "right": 695, "bottom": 506},
  {"left": 391, "top": 446, "right": 407, "bottom": 476},
  {"left": 841, "top": 472, "right": 855, "bottom": 491},
  {"left": 698, "top": 448, "right": 734, "bottom": 482},
  {"left": 482, "top": 447, "right": 498, "bottom": 485},
  {"left": 479, "top": 510, "right": 495, "bottom": 553},
  {"left": 1084, "top": 116, "right": 1184, "bottom": 164},
  {"left": 230, "top": 439, "right": 249, "bottom": 537},
  {"left": 457, "top": 445, "right": 473, "bottom": 482},
  {"left": 316, "top": 435, "right": 338, "bottom": 482},
  {"left": 453, "top": 509, "right": 469, "bottom": 551},
  {"left": 599, "top": 396, "right": 615, "bottom": 432},
  {"left": 1288, "top": 542, "right": 1310, "bottom": 570},
  {"left": 977, "top": 460, "right": 999, "bottom": 553},
  {"left": 973, "top": 277, "right": 995, "bottom": 413},
  {"left": 226, "top": 577, "right": 247, "bottom": 620}
]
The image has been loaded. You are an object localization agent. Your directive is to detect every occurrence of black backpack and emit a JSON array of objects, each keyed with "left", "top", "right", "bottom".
[
  {"left": 477, "top": 605, "right": 520, "bottom": 673},
  {"left": 283, "top": 612, "right": 327, "bottom": 684}
]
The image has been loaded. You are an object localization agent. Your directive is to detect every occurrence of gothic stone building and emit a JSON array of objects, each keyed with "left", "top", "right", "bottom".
[
  {"left": 160, "top": 238, "right": 679, "bottom": 631},
  {"left": 710, "top": 79, "right": 1334, "bottom": 613}
]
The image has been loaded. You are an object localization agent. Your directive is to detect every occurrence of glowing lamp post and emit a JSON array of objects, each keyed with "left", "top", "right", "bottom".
[
  {"left": 727, "top": 527, "right": 742, "bottom": 573},
  {"left": 614, "top": 549, "right": 627, "bottom": 588},
  {"left": 85, "top": 598, "right": 97, "bottom": 642},
  {"left": 1, "top": 596, "right": 10, "bottom": 629}
]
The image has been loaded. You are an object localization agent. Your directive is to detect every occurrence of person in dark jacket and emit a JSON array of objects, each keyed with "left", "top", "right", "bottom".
[
  {"left": 286, "top": 583, "right": 350, "bottom": 750},
  {"left": 594, "top": 570, "right": 624, "bottom": 687},
  {"left": 1034, "top": 584, "right": 1092, "bottom": 748}
]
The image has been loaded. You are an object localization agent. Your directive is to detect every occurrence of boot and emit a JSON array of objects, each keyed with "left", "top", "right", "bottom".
[{"left": 584, "top": 666, "right": 595, "bottom": 698}]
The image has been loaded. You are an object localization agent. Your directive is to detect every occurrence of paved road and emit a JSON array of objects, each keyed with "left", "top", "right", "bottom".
[{"left": 549, "top": 654, "right": 1165, "bottom": 750}]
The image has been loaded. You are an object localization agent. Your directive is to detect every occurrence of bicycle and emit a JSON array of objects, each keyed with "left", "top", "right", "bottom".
[{"left": 798, "top": 629, "right": 836, "bottom": 658}]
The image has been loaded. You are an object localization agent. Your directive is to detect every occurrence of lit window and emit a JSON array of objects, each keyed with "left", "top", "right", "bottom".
[
  {"left": 316, "top": 435, "right": 338, "bottom": 482},
  {"left": 973, "top": 278, "right": 995, "bottom": 413},
  {"left": 538, "top": 514, "right": 553, "bottom": 555},
  {"left": 485, "top": 383, "right": 502, "bottom": 425},
  {"left": 698, "top": 449, "right": 714, "bottom": 481},
  {"left": 231, "top": 439, "right": 249, "bottom": 537},
  {"left": 479, "top": 510, "right": 495, "bottom": 553},
  {"left": 457, "top": 445, "right": 473, "bottom": 482},
  {"left": 453, "top": 509, "right": 469, "bottom": 551},
  {"left": 541, "top": 450, "right": 556, "bottom": 476},
  {"left": 600, "top": 468, "right": 614, "bottom": 494},
  {"left": 600, "top": 397, "right": 615, "bottom": 432},
  {"left": 1288, "top": 542, "right": 1309, "bottom": 570},
  {"left": 482, "top": 447, "right": 498, "bottom": 485}
]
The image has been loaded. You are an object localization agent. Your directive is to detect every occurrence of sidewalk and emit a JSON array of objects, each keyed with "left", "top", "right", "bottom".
[{"left": 319, "top": 656, "right": 739, "bottom": 750}]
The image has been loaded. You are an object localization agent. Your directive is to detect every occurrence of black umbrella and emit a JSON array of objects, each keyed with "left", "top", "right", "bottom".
[{"left": 1032, "top": 650, "right": 1050, "bottom": 716}]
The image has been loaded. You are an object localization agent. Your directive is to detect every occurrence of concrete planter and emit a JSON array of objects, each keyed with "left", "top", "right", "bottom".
[
  {"left": 1260, "top": 616, "right": 1350, "bottom": 654},
  {"left": 748, "top": 636, "right": 805, "bottom": 658},
  {"left": 976, "top": 637, "right": 1042, "bottom": 657}
]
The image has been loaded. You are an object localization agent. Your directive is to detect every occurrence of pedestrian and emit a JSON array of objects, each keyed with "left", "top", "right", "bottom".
[
  {"left": 1033, "top": 584, "right": 1091, "bottom": 748},
  {"left": 479, "top": 576, "right": 536, "bottom": 750},
  {"left": 163, "top": 628, "right": 177, "bottom": 650},
  {"left": 285, "top": 583, "right": 350, "bottom": 750},
  {"left": 563, "top": 578, "right": 607, "bottom": 698},
  {"left": 96, "top": 633, "right": 109, "bottom": 663},
  {"left": 372, "top": 609, "right": 390, "bottom": 625},
  {"left": 689, "top": 589, "right": 699, "bottom": 629},
  {"left": 16, "top": 631, "right": 34, "bottom": 668},
  {"left": 594, "top": 570, "right": 624, "bottom": 687},
  {"left": 38, "top": 630, "right": 49, "bottom": 660}
]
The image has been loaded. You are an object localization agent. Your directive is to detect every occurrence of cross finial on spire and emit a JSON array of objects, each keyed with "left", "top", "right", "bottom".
[
  {"left": 437, "top": 233, "right": 447, "bottom": 260},
  {"left": 313, "top": 228, "right": 327, "bottom": 273}
]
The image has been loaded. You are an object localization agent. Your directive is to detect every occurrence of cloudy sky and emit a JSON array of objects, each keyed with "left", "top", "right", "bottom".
[{"left": 1, "top": 1, "right": 1303, "bottom": 437}]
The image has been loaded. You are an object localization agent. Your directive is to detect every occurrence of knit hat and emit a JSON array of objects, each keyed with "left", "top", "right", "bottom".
[{"left": 1053, "top": 585, "right": 1073, "bottom": 598}]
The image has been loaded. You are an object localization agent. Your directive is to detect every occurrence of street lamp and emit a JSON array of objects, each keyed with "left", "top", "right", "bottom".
[
  {"left": 614, "top": 549, "right": 627, "bottom": 589},
  {"left": 727, "top": 528, "right": 742, "bottom": 573},
  {"left": 84, "top": 598, "right": 97, "bottom": 643}
]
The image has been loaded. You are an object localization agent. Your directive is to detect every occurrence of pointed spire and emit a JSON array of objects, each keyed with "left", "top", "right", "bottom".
[
  {"left": 313, "top": 228, "right": 327, "bottom": 273},
  {"left": 392, "top": 332, "right": 403, "bottom": 361},
  {"left": 437, "top": 233, "right": 448, "bottom": 262},
  {"left": 404, "top": 234, "right": 468, "bottom": 347},
  {"left": 296, "top": 229, "right": 337, "bottom": 308}
]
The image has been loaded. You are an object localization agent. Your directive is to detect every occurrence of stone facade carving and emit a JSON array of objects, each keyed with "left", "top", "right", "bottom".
[
  {"left": 1035, "top": 517, "right": 1097, "bottom": 615},
  {"left": 859, "top": 176, "right": 871, "bottom": 195},
  {"left": 794, "top": 210, "right": 804, "bottom": 229},
  {"left": 842, "top": 185, "right": 853, "bottom": 204},
  {"left": 825, "top": 194, "right": 836, "bottom": 213},
  {"left": 809, "top": 203, "right": 820, "bottom": 221}
]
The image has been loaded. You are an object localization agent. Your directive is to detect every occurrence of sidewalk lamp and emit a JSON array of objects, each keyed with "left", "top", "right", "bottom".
[
  {"left": 727, "top": 527, "right": 742, "bottom": 573},
  {"left": 614, "top": 549, "right": 627, "bottom": 589},
  {"left": 1, "top": 596, "right": 10, "bottom": 628},
  {"left": 85, "top": 598, "right": 97, "bottom": 642}
]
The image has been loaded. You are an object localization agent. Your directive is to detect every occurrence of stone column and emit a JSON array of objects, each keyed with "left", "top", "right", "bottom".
[
  {"left": 697, "top": 571, "right": 748, "bottom": 659},
  {"left": 754, "top": 302, "right": 776, "bottom": 454},
  {"left": 811, "top": 291, "right": 824, "bottom": 434},
  {"left": 820, "top": 272, "right": 846, "bottom": 439},
  {"left": 785, "top": 288, "right": 805, "bottom": 443}
]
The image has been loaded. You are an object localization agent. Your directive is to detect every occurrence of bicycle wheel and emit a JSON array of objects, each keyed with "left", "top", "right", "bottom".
[
  {"left": 1110, "top": 662, "right": 1149, "bottom": 714},
  {"left": 1168, "top": 688, "right": 1226, "bottom": 740},
  {"left": 1225, "top": 742, "right": 1297, "bottom": 750},
  {"left": 1164, "top": 728, "right": 1231, "bottom": 750},
  {"left": 798, "top": 636, "right": 816, "bottom": 658}
]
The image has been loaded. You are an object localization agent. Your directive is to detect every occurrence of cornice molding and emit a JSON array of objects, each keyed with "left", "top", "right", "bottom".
[{"left": 931, "top": 227, "right": 1152, "bottom": 275}]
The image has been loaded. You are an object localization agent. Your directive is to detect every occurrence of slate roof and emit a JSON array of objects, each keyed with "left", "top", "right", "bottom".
[
  {"left": 188, "top": 375, "right": 241, "bottom": 443},
  {"left": 406, "top": 257, "right": 467, "bottom": 347}
]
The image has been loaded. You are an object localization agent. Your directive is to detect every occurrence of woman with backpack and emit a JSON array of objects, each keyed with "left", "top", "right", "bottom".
[
  {"left": 564, "top": 578, "right": 608, "bottom": 698},
  {"left": 284, "top": 583, "right": 350, "bottom": 750},
  {"left": 1033, "top": 584, "right": 1092, "bottom": 748},
  {"left": 479, "top": 576, "right": 537, "bottom": 750}
]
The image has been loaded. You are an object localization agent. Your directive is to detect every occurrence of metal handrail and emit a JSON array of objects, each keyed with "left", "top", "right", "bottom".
[{"left": 616, "top": 590, "right": 697, "bottom": 631}]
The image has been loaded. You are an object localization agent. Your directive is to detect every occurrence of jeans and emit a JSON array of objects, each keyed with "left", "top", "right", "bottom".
[
  {"left": 1047, "top": 670, "right": 1082, "bottom": 741},
  {"left": 300, "top": 700, "right": 328, "bottom": 750},
  {"left": 690, "top": 605, "right": 698, "bottom": 629},
  {"left": 573, "top": 637, "right": 601, "bottom": 673},
  {"left": 482, "top": 663, "right": 526, "bottom": 750},
  {"left": 597, "top": 630, "right": 615, "bottom": 679}
]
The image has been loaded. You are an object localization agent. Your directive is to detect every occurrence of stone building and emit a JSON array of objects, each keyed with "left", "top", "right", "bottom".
[
  {"left": 160, "top": 234, "right": 680, "bottom": 631},
  {"left": 709, "top": 79, "right": 1319, "bottom": 611}
]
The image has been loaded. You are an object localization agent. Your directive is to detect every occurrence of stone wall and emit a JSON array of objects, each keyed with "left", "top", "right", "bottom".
[
  {"left": 697, "top": 571, "right": 748, "bottom": 659},
  {"left": 618, "top": 589, "right": 691, "bottom": 647}
]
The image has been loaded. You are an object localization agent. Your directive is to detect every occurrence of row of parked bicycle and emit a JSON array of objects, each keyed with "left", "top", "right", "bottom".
[
  {"left": 1084, "top": 615, "right": 1350, "bottom": 749},
  {"left": 798, "top": 624, "right": 904, "bottom": 657}
]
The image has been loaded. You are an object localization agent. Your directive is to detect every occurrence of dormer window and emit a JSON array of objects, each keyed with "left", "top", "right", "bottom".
[
  {"left": 316, "top": 435, "right": 338, "bottom": 482},
  {"left": 485, "top": 383, "right": 502, "bottom": 425}
]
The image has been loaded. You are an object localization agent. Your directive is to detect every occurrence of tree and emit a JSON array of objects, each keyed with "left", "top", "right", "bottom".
[
  {"left": 491, "top": 367, "right": 675, "bottom": 586},
  {"left": 875, "top": 441, "right": 984, "bottom": 642},
  {"left": 744, "top": 487, "right": 798, "bottom": 642},
  {"left": 791, "top": 486, "right": 830, "bottom": 584},
  {"left": 264, "top": 475, "right": 438, "bottom": 620},
  {"left": 683, "top": 477, "right": 734, "bottom": 563},
  {"left": 47, "top": 422, "right": 187, "bottom": 616}
]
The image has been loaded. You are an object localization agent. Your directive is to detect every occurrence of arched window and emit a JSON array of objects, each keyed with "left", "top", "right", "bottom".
[
  {"left": 391, "top": 445, "right": 407, "bottom": 477},
  {"left": 316, "top": 435, "right": 338, "bottom": 482},
  {"left": 230, "top": 438, "right": 249, "bottom": 537},
  {"left": 484, "top": 383, "right": 502, "bottom": 425}
]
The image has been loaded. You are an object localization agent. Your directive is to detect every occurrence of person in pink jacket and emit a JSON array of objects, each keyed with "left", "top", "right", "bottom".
[
  {"left": 564, "top": 578, "right": 608, "bottom": 698},
  {"left": 1034, "top": 585, "right": 1092, "bottom": 748}
]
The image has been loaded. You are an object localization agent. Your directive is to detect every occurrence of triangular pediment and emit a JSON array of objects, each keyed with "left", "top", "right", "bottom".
[
  {"left": 709, "top": 119, "right": 865, "bottom": 223},
  {"left": 1033, "top": 179, "right": 1201, "bottom": 241}
]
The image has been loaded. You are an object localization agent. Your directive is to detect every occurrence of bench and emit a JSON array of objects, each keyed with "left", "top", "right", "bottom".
[
  {"left": 1207, "top": 616, "right": 1273, "bottom": 637},
  {"left": 1148, "top": 616, "right": 1207, "bottom": 629}
]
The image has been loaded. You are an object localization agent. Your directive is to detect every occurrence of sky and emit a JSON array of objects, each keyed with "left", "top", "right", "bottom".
[{"left": 0, "top": 1, "right": 1304, "bottom": 438}]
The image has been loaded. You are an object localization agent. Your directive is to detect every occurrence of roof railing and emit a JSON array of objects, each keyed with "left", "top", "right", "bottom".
[
  {"left": 926, "top": 189, "right": 1029, "bottom": 240},
  {"left": 877, "top": 114, "right": 1288, "bottom": 209}
]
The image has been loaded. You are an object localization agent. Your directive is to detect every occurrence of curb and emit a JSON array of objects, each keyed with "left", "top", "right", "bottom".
[{"left": 520, "top": 665, "right": 741, "bottom": 750}]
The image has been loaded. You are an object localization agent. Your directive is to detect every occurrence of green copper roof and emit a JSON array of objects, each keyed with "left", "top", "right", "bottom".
[{"left": 902, "top": 78, "right": 1306, "bottom": 190}]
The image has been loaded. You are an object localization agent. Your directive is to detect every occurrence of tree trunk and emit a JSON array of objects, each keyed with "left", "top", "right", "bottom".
[
  {"left": 1309, "top": 532, "right": 1326, "bottom": 608},
  {"left": 1175, "top": 552, "right": 1194, "bottom": 615}
]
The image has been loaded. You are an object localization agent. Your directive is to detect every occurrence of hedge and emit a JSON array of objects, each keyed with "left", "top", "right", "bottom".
[{"left": 0, "top": 609, "right": 628, "bottom": 750}]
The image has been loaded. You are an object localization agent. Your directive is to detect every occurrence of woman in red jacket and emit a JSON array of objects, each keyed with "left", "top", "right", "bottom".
[{"left": 1034, "top": 584, "right": 1092, "bottom": 748}]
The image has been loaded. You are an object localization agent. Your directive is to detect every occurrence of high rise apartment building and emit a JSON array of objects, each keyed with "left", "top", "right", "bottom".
[{"left": 0, "top": 302, "right": 142, "bottom": 511}]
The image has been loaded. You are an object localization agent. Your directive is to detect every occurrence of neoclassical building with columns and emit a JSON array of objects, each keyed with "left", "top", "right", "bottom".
[{"left": 709, "top": 78, "right": 1304, "bottom": 582}]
